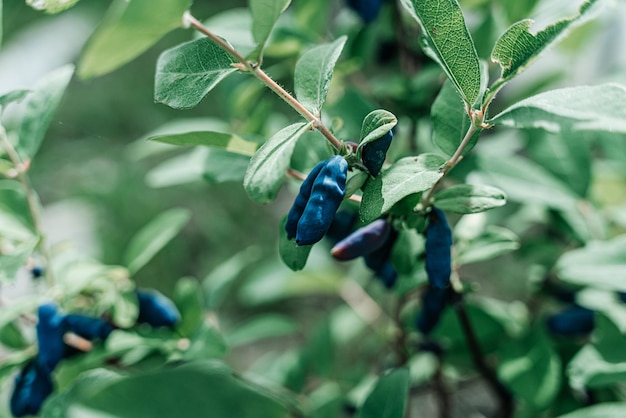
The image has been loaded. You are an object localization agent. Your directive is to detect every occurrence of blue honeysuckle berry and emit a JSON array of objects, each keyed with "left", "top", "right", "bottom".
[
  {"left": 10, "top": 360, "right": 53, "bottom": 418},
  {"left": 546, "top": 305, "right": 595, "bottom": 336},
  {"left": 325, "top": 210, "right": 358, "bottom": 244},
  {"left": 618, "top": 292, "right": 626, "bottom": 303},
  {"left": 346, "top": 0, "right": 383, "bottom": 24},
  {"left": 416, "top": 285, "right": 449, "bottom": 335},
  {"left": 295, "top": 156, "right": 348, "bottom": 246},
  {"left": 361, "top": 129, "right": 393, "bottom": 177},
  {"left": 375, "top": 260, "right": 398, "bottom": 289},
  {"left": 136, "top": 289, "right": 181, "bottom": 328},
  {"left": 36, "top": 303, "right": 67, "bottom": 373},
  {"left": 424, "top": 207, "right": 453, "bottom": 289},
  {"left": 286, "top": 160, "right": 328, "bottom": 240},
  {"left": 63, "top": 314, "right": 114, "bottom": 341},
  {"left": 331, "top": 219, "right": 391, "bottom": 261},
  {"left": 363, "top": 228, "right": 398, "bottom": 288},
  {"left": 31, "top": 267, "right": 44, "bottom": 279}
]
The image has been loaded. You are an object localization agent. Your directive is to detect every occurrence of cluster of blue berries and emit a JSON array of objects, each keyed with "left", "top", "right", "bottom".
[{"left": 10, "top": 290, "right": 180, "bottom": 417}]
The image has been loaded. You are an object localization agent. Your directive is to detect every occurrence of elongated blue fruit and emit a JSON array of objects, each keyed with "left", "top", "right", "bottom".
[
  {"left": 10, "top": 360, "right": 53, "bottom": 418},
  {"left": 36, "top": 303, "right": 67, "bottom": 373},
  {"left": 286, "top": 160, "right": 327, "bottom": 240},
  {"left": 424, "top": 207, "right": 453, "bottom": 289},
  {"left": 137, "top": 290, "right": 181, "bottom": 328},
  {"left": 325, "top": 210, "right": 358, "bottom": 243},
  {"left": 347, "top": 0, "right": 383, "bottom": 24},
  {"left": 331, "top": 219, "right": 391, "bottom": 260},
  {"left": 63, "top": 314, "right": 114, "bottom": 341},
  {"left": 416, "top": 285, "right": 449, "bottom": 335},
  {"left": 296, "top": 156, "right": 348, "bottom": 245},
  {"left": 363, "top": 229, "right": 398, "bottom": 288},
  {"left": 361, "top": 130, "right": 393, "bottom": 177},
  {"left": 547, "top": 306, "right": 594, "bottom": 336}
]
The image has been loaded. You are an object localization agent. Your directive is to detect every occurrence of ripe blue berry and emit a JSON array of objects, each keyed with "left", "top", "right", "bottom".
[
  {"left": 286, "top": 160, "right": 327, "bottom": 240},
  {"left": 424, "top": 207, "right": 453, "bottom": 289},
  {"left": 36, "top": 303, "right": 67, "bottom": 373},
  {"left": 137, "top": 290, "right": 181, "bottom": 328},
  {"left": 361, "top": 129, "right": 393, "bottom": 177},
  {"left": 331, "top": 219, "right": 391, "bottom": 260},
  {"left": 547, "top": 306, "right": 594, "bottom": 336},
  {"left": 63, "top": 314, "right": 114, "bottom": 341},
  {"left": 10, "top": 360, "right": 53, "bottom": 418},
  {"left": 346, "top": 0, "right": 383, "bottom": 24},
  {"left": 416, "top": 286, "right": 449, "bottom": 335}
]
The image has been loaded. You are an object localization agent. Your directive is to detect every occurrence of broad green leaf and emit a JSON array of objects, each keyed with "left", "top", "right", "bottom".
[
  {"left": 591, "top": 313, "right": 626, "bottom": 363},
  {"left": 204, "top": 149, "right": 250, "bottom": 184},
  {"left": 498, "top": 329, "right": 561, "bottom": 410},
  {"left": 568, "top": 344, "right": 626, "bottom": 390},
  {"left": 434, "top": 184, "right": 506, "bottom": 214},
  {"left": 203, "top": 247, "right": 261, "bottom": 309},
  {"left": 17, "top": 65, "right": 74, "bottom": 159},
  {"left": 490, "top": 84, "right": 626, "bottom": 134},
  {"left": 123, "top": 208, "right": 191, "bottom": 274},
  {"left": 25, "top": 0, "right": 80, "bottom": 13},
  {"left": 556, "top": 235, "right": 626, "bottom": 292},
  {"left": 491, "top": 0, "right": 600, "bottom": 84},
  {"left": 155, "top": 38, "right": 238, "bottom": 109},
  {"left": 360, "top": 154, "right": 445, "bottom": 223},
  {"left": 149, "top": 131, "right": 258, "bottom": 156},
  {"left": 226, "top": 314, "right": 297, "bottom": 347},
  {"left": 456, "top": 226, "right": 519, "bottom": 265},
  {"left": 244, "top": 122, "right": 312, "bottom": 203},
  {"left": 146, "top": 148, "right": 208, "bottom": 188},
  {"left": 183, "top": 322, "right": 228, "bottom": 360},
  {"left": 0, "top": 89, "right": 30, "bottom": 111},
  {"left": 248, "top": 0, "right": 291, "bottom": 61},
  {"left": 78, "top": 0, "right": 192, "bottom": 79},
  {"left": 431, "top": 81, "right": 479, "bottom": 156},
  {"left": 554, "top": 403, "right": 626, "bottom": 418},
  {"left": 0, "top": 320, "right": 27, "bottom": 349},
  {"left": 400, "top": 0, "right": 481, "bottom": 106},
  {"left": 173, "top": 277, "right": 204, "bottom": 337},
  {"left": 358, "top": 109, "right": 398, "bottom": 148},
  {"left": 294, "top": 36, "right": 347, "bottom": 115},
  {"left": 279, "top": 217, "right": 312, "bottom": 271},
  {"left": 356, "top": 368, "right": 409, "bottom": 418}
]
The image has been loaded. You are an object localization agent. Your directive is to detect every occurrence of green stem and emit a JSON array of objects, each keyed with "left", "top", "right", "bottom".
[
  {"left": 186, "top": 13, "right": 343, "bottom": 151},
  {"left": 0, "top": 125, "right": 55, "bottom": 287}
]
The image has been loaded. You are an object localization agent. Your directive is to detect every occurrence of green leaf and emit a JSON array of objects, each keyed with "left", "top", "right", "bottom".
[
  {"left": 434, "top": 184, "right": 506, "bottom": 214},
  {"left": 248, "top": 0, "right": 291, "bottom": 61},
  {"left": 204, "top": 149, "right": 250, "bottom": 184},
  {"left": 146, "top": 148, "right": 208, "bottom": 188},
  {"left": 456, "top": 226, "right": 519, "bottom": 265},
  {"left": 0, "top": 89, "right": 30, "bottom": 111},
  {"left": 390, "top": 229, "right": 424, "bottom": 275},
  {"left": 431, "top": 81, "right": 479, "bottom": 156},
  {"left": 110, "top": 290, "right": 139, "bottom": 329},
  {"left": 489, "top": 84, "right": 626, "bottom": 134},
  {"left": 0, "top": 320, "right": 27, "bottom": 349},
  {"left": 203, "top": 8, "right": 255, "bottom": 56},
  {"left": 149, "top": 131, "right": 258, "bottom": 157},
  {"left": 183, "top": 322, "right": 228, "bottom": 360},
  {"left": 360, "top": 154, "right": 445, "bottom": 223},
  {"left": 173, "top": 277, "right": 204, "bottom": 337},
  {"left": 17, "top": 65, "right": 74, "bottom": 159},
  {"left": 556, "top": 235, "right": 626, "bottom": 292},
  {"left": 294, "top": 36, "right": 347, "bottom": 115},
  {"left": 123, "top": 208, "right": 191, "bottom": 274},
  {"left": 400, "top": 0, "right": 481, "bottom": 106},
  {"left": 358, "top": 109, "right": 398, "bottom": 148},
  {"left": 279, "top": 217, "right": 312, "bottom": 271},
  {"left": 498, "top": 329, "right": 561, "bottom": 410},
  {"left": 568, "top": 344, "right": 626, "bottom": 390},
  {"left": 78, "top": 0, "right": 192, "bottom": 79},
  {"left": 244, "top": 122, "right": 312, "bottom": 203},
  {"left": 554, "top": 403, "right": 626, "bottom": 418},
  {"left": 155, "top": 37, "right": 238, "bottom": 109},
  {"left": 226, "top": 314, "right": 297, "bottom": 347},
  {"left": 25, "top": 0, "right": 80, "bottom": 13},
  {"left": 357, "top": 368, "right": 409, "bottom": 418},
  {"left": 491, "top": 0, "right": 600, "bottom": 84}
]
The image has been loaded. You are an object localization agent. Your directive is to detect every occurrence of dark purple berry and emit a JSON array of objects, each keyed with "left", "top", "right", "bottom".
[
  {"left": 331, "top": 219, "right": 391, "bottom": 260},
  {"left": 424, "top": 207, "right": 453, "bottom": 289}
]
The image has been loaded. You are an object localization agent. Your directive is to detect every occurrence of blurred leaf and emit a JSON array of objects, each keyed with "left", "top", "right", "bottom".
[
  {"left": 25, "top": 0, "right": 80, "bottom": 14},
  {"left": 360, "top": 154, "right": 445, "bottom": 223},
  {"left": 568, "top": 344, "right": 626, "bottom": 390},
  {"left": 248, "top": 0, "right": 292, "bottom": 61},
  {"left": 400, "top": 0, "right": 481, "bottom": 105},
  {"left": 173, "top": 277, "right": 204, "bottom": 337},
  {"left": 491, "top": 0, "right": 600, "bottom": 84},
  {"left": 0, "top": 89, "right": 30, "bottom": 111},
  {"left": 456, "top": 226, "right": 519, "bottom": 265},
  {"left": 434, "top": 184, "right": 507, "bottom": 214},
  {"left": 244, "top": 122, "right": 312, "bottom": 203},
  {"left": 78, "top": 0, "right": 192, "bottom": 78},
  {"left": 358, "top": 109, "right": 398, "bottom": 148},
  {"left": 294, "top": 36, "right": 347, "bottom": 114},
  {"left": 0, "top": 320, "right": 27, "bottom": 349},
  {"left": 592, "top": 313, "right": 626, "bottom": 363},
  {"left": 556, "top": 235, "right": 626, "bottom": 292},
  {"left": 149, "top": 131, "right": 258, "bottom": 156},
  {"left": 0, "top": 348, "right": 35, "bottom": 385},
  {"left": 203, "top": 8, "right": 255, "bottom": 56},
  {"left": 204, "top": 149, "right": 251, "bottom": 184},
  {"left": 554, "top": 403, "right": 626, "bottom": 418},
  {"left": 498, "top": 329, "right": 561, "bottom": 410},
  {"left": 0, "top": 180, "right": 33, "bottom": 229},
  {"left": 391, "top": 229, "right": 425, "bottom": 275},
  {"left": 111, "top": 289, "right": 139, "bottom": 328},
  {"left": 0, "top": 208, "right": 39, "bottom": 282},
  {"left": 356, "top": 368, "right": 410, "bottom": 418},
  {"left": 290, "top": 130, "right": 334, "bottom": 173},
  {"left": 226, "top": 314, "right": 297, "bottom": 347},
  {"left": 490, "top": 84, "right": 626, "bottom": 134},
  {"left": 155, "top": 37, "right": 238, "bottom": 110},
  {"left": 16, "top": 65, "right": 74, "bottom": 159},
  {"left": 278, "top": 216, "right": 312, "bottom": 271},
  {"left": 146, "top": 148, "right": 208, "bottom": 188},
  {"left": 431, "top": 81, "right": 479, "bottom": 156},
  {"left": 124, "top": 208, "right": 191, "bottom": 274},
  {"left": 183, "top": 322, "right": 228, "bottom": 360}
]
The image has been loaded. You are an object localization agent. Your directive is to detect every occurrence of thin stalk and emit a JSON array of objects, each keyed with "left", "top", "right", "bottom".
[
  {"left": 186, "top": 13, "right": 343, "bottom": 151},
  {"left": 0, "top": 125, "right": 55, "bottom": 286}
]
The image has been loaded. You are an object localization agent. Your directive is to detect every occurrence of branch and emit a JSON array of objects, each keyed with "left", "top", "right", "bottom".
[{"left": 185, "top": 13, "right": 343, "bottom": 151}]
